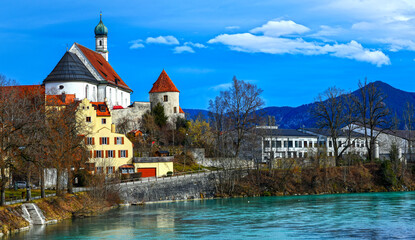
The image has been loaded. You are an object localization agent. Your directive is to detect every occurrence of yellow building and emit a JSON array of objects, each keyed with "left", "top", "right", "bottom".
[
  {"left": 133, "top": 157, "right": 174, "bottom": 177},
  {"left": 77, "top": 98, "right": 133, "bottom": 174}
]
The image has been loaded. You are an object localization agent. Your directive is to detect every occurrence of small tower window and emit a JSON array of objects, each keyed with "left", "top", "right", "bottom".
[
  {"left": 59, "top": 85, "right": 64, "bottom": 90},
  {"left": 85, "top": 85, "right": 89, "bottom": 99},
  {"left": 164, "top": 95, "right": 168, "bottom": 102},
  {"left": 174, "top": 107, "right": 177, "bottom": 113},
  {"left": 99, "top": 40, "right": 102, "bottom": 46}
]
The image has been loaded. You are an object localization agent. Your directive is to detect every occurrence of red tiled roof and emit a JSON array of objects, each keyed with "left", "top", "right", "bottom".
[
  {"left": 119, "top": 164, "right": 134, "bottom": 169},
  {"left": 46, "top": 94, "right": 76, "bottom": 106},
  {"left": 149, "top": 69, "right": 180, "bottom": 93},
  {"left": 179, "top": 106, "right": 184, "bottom": 113},
  {"left": 1, "top": 85, "right": 45, "bottom": 97},
  {"left": 112, "top": 105, "right": 124, "bottom": 109},
  {"left": 76, "top": 43, "right": 132, "bottom": 92},
  {"left": 90, "top": 101, "right": 111, "bottom": 116}
]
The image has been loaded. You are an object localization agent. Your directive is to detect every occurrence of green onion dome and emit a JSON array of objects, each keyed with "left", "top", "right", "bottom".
[{"left": 94, "top": 14, "right": 108, "bottom": 36}]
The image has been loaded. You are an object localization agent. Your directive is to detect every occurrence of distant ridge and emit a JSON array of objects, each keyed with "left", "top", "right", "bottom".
[{"left": 184, "top": 81, "right": 415, "bottom": 130}]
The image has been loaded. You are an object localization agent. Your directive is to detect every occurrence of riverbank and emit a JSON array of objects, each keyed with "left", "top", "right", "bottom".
[
  {"left": 220, "top": 163, "right": 415, "bottom": 197},
  {"left": 0, "top": 192, "right": 117, "bottom": 236}
]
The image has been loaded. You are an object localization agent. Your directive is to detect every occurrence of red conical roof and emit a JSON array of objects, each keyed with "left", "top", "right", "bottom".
[{"left": 149, "top": 70, "right": 180, "bottom": 93}]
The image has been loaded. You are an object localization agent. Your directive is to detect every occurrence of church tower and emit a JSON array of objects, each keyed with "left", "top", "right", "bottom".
[{"left": 94, "top": 13, "right": 108, "bottom": 61}]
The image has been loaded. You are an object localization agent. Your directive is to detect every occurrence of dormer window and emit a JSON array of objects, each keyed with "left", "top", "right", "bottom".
[{"left": 164, "top": 95, "right": 168, "bottom": 102}]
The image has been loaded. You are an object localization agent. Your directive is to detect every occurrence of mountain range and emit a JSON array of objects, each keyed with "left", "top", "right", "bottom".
[{"left": 183, "top": 81, "right": 415, "bottom": 129}]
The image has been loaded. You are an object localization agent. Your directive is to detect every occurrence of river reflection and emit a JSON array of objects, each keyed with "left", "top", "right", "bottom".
[{"left": 9, "top": 192, "right": 415, "bottom": 239}]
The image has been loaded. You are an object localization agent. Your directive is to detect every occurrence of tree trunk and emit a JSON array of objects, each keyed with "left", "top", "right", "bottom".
[
  {"left": 67, "top": 168, "right": 73, "bottom": 194},
  {"left": 26, "top": 168, "right": 31, "bottom": 201},
  {"left": 56, "top": 168, "right": 61, "bottom": 196},
  {"left": 0, "top": 168, "right": 6, "bottom": 206},
  {"left": 40, "top": 168, "right": 45, "bottom": 198}
]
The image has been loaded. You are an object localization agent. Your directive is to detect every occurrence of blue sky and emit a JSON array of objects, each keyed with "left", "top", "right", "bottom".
[{"left": 1, "top": 0, "right": 415, "bottom": 109}]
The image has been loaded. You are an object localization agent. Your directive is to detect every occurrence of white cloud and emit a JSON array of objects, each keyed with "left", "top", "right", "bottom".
[
  {"left": 225, "top": 26, "right": 240, "bottom": 30},
  {"left": 310, "top": 25, "right": 345, "bottom": 39},
  {"left": 321, "top": 40, "right": 390, "bottom": 67},
  {"left": 210, "top": 83, "right": 232, "bottom": 91},
  {"left": 173, "top": 45, "right": 195, "bottom": 54},
  {"left": 146, "top": 35, "right": 179, "bottom": 45},
  {"left": 378, "top": 38, "right": 415, "bottom": 52},
  {"left": 184, "top": 42, "right": 207, "bottom": 48},
  {"left": 250, "top": 20, "right": 310, "bottom": 37},
  {"left": 208, "top": 32, "right": 390, "bottom": 66},
  {"left": 128, "top": 39, "right": 145, "bottom": 49}
]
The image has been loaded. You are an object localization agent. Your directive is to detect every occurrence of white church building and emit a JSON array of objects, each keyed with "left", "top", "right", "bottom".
[{"left": 43, "top": 14, "right": 184, "bottom": 123}]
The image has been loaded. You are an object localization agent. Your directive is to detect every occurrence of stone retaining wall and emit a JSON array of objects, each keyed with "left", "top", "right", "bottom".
[{"left": 119, "top": 172, "right": 217, "bottom": 203}]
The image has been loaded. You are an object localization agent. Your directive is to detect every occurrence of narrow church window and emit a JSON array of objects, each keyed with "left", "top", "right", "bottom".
[
  {"left": 164, "top": 95, "right": 168, "bottom": 102},
  {"left": 174, "top": 107, "right": 177, "bottom": 113},
  {"left": 85, "top": 85, "right": 89, "bottom": 99},
  {"left": 92, "top": 87, "right": 96, "bottom": 101},
  {"left": 99, "top": 40, "right": 102, "bottom": 46}
]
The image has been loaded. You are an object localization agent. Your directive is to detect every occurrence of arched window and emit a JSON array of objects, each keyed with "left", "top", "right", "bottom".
[
  {"left": 92, "top": 87, "right": 96, "bottom": 101},
  {"left": 99, "top": 40, "right": 102, "bottom": 46},
  {"left": 85, "top": 85, "right": 89, "bottom": 99}
]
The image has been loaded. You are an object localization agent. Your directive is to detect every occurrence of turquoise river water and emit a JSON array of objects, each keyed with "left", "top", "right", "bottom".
[{"left": 9, "top": 192, "right": 415, "bottom": 239}]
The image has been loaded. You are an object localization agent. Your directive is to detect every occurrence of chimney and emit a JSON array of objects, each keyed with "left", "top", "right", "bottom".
[{"left": 111, "top": 123, "right": 115, "bottom": 133}]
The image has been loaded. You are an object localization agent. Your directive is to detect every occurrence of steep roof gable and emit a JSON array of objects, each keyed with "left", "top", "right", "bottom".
[
  {"left": 44, "top": 52, "right": 97, "bottom": 84},
  {"left": 75, "top": 43, "right": 132, "bottom": 92},
  {"left": 149, "top": 69, "right": 180, "bottom": 93}
]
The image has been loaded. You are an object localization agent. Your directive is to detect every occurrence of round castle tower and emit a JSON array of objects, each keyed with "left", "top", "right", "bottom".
[{"left": 149, "top": 70, "right": 184, "bottom": 118}]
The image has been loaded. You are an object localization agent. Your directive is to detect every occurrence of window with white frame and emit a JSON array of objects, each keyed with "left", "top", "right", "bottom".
[
  {"left": 120, "top": 150, "right": 127, "bottom": 158},
  {"left": 107, "top": 166, "right": 114, "bottom": 174},
  {"left": 96, "top": 166, "right": 103, "bottom": 173},
  {"left": 101, "top": 137, "right": 108, "bottom": 145},
  {"left": 116, "top": 137, "right": 123, "bottom": 145},
  {"left": 86, "top": 137, "right": 93, "bottom": 145},
  {"left": 107, "top": 150, "right": 114, "bottom": 158},
  {"left": 96, "top": 150, "right": 103, "bottom": 158}
]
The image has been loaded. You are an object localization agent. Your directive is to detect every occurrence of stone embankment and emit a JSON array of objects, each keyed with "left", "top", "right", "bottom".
[{"left": 119, "top": 171, "right": 218, "bottom": 203}]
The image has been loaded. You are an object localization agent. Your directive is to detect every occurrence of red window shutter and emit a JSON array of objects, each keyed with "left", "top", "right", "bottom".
[
  {"left": 107, "top": 137, "right": 109, "bottom": 144},
  {"left": 105, "top": 150, "right": 108, "bottom": 158},
  {"left": 126, "top": 150, "right": 128, "bottom": 158},
  {"left": 85, "top": 137, "right": 87, "bottom": 144},
  {"left": 106, "top": 167, "right": 109, "bottom": 174},
  {"left": 114, "top": 137, "right": 117, "bottom": 144},
  {"left": 92, "top": 138, "right": 95, "bottom": 145},
  {"left": 118, "top": 150, "right": 121, "bottom": 158},
  {"left": 100, "top": 138, "right": 102, "bottom": 145},
  {"left": 122, "top": 137, "right": 124, "bottom": 144},
  {"left": 94, "top": 151, "right": 97, "bottom": 158},
  {"left": 90, "top": 151, "right": 92, "bottom": 158}
]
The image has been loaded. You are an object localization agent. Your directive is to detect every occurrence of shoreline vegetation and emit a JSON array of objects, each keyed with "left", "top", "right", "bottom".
[
  {"left": 216, "top": 162, "right": 415, "bottom": 198},
  {"left": 2, "top": 161, "right": 415, "bottom": 237},
  {"left": 0, "top": 192, "right": 117, "bottom": 236}
]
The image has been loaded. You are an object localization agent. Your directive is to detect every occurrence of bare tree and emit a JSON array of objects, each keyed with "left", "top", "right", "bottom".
[
  {"left": 312, "top": 87, "right": 358, "bottom": 166},
  {"left": 404, "top": 102, "right": 414, "bottom": 163},
  {"left": 45, "top": 100, "right": 88, "bottom": 195},
  {"left": 210, "top": 76, "right": 264, "bottom": 158},
  {"left": 355, "top": 79, "right": 390, "bottom": 161}
]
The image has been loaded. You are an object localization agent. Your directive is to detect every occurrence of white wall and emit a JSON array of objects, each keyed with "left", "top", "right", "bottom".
[
  {"left": 45, "top": 81, "right": 98, "bottom": 101},
  {"left": 105, "top": 86, "right": 131, "bottom": 108}
]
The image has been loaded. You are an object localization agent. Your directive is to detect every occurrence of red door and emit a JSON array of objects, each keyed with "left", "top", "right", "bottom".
[{"left": 137, "top": 168, "right": 156, "bottom": 178}]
